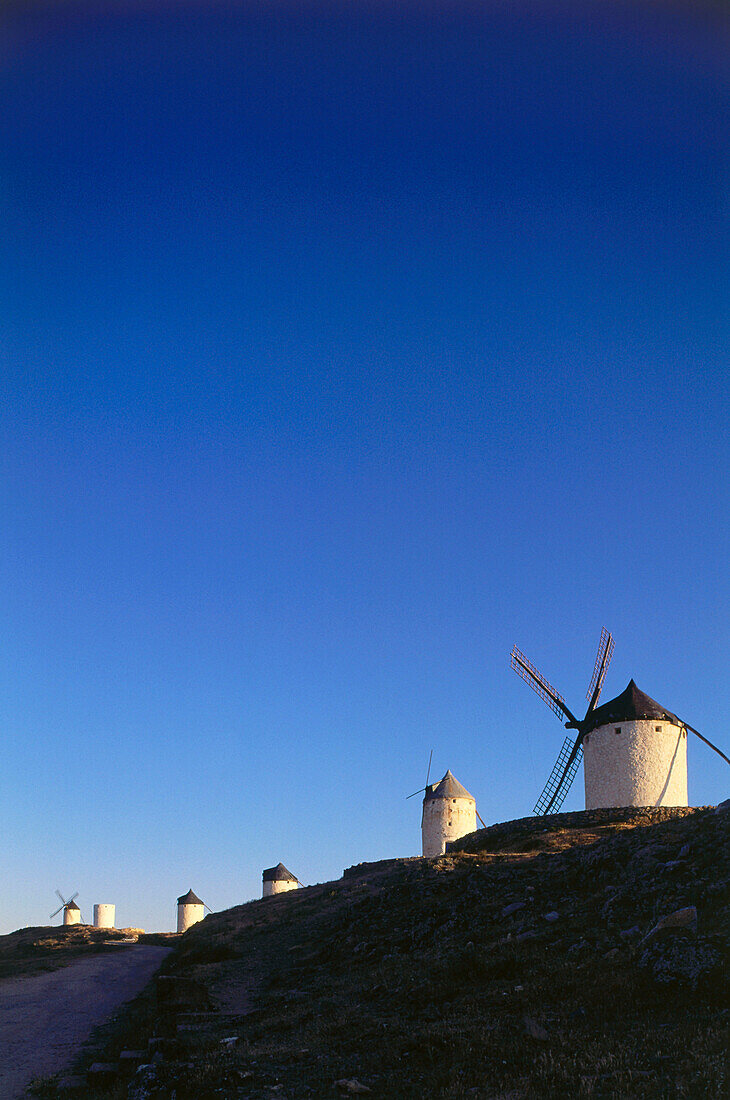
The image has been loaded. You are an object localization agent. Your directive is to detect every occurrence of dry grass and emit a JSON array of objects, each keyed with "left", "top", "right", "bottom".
[
  {"left": 41, "top": 807, "right": 730, "bottom": 1098},
  {"left": 0, "top": 925, "right": 164, "bottom": 982}
]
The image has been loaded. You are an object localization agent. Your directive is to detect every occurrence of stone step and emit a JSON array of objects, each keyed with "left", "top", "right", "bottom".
[
  {"left": 87, "top": 1062, "right": 118, "bottom": 1085},
  {"left": 56, "top": 1076, "right": 87, "bottom": 1095},
  {"left": 118, "top": 1049, "right": 146, "bottom": 1075}
]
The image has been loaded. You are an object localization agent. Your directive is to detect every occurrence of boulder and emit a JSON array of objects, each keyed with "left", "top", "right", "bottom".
[
  {"left": 643, "top": 907, "right": 697, "bottom": 942},
  {"left": 639, "top": 937, "right": 721, "bottom": 988}
]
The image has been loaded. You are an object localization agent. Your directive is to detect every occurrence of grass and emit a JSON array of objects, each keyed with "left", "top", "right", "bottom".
[
  {"left": 0, "top": 925, "right": 157, "bottom": 982},
  {"left": 36, "top": 806, "right": 730, "bottom": 1098}
]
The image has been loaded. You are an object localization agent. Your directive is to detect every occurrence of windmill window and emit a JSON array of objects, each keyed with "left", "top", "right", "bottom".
[
  {"left": 615, "top": 727, "right": 621, "bottom": 734},
  {"left": 655, "top": 725, "right": 662, "bottom": 732},
  {"left": 584, "top": 735, "right": 589, "bottom": 745}
]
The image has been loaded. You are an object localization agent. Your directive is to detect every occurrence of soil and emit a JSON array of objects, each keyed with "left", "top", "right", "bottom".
[
  {"left": 31, "top": 806, "right": 730, "bottom": 1098},
  {"left": 0, "top": 945, "right": 170, "bottom": 1099}
]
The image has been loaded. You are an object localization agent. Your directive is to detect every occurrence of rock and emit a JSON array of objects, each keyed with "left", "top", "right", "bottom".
[
  {"left": 127, "top": 1065, "right": 159, "bottom": 1100},
  {"left": 523, "top": 1016, "right": 550, "bottom": 1041},
  {"left": 714, "top": 798, "right": 730, "bottom": 813},
  {"left": 336, "top": 1079, "right": 372, "bottom": 1094},
  {"left": 87, "top": 1063, "right": 117, "bottom": 1085},
  {"left": 639, "top": 937, "right": 722, "bottom": 988},
  {"left": 544, "top": 911, "right": 560, "bottom": 922},
  {"left": 118, "top": 1051, "right": 145, "bottom": 1076},
  {"left": 220, "top": 1036, "right": 239, "bottom": 1048},
  {"left": 643, "top": 907, "right": 697, "bottom": 942},
  {"left": 678, "top": 844, "right": 690, "bottom": 858},
  {"left": 502, "top": 901, "right": 526, "bottom": 917},
  {"left": 56, "top": 1076, "right": 87, "bottom": 1095},
  {"left": 516, "top": 930, "right": 538, "bottom": 943},
  {"left": 620, "top": 925, "right": 641, "bottom": 940}
]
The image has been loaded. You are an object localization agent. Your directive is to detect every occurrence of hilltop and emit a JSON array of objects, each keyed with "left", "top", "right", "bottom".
[
  {"left": 39, "top": 805, "right": 729, "bottom": 1099},
  {"left": 0, "top": 926, "right": 162, "bottom": 983}
]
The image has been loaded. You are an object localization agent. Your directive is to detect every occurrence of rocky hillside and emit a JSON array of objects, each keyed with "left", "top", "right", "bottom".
[{"left": 44, "top": 804, "right": 729, "bottom": 1099}]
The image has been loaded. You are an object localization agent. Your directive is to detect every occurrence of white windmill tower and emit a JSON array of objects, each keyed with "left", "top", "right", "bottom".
[
  {"left": 176, "top": 889, "right": 206, "bottom": 932},
  {"left": 262, "top": 863, "right": 299, "bottom": 897},
  {"left": 93, "top": 904, "right": 116, "bottom": 929},
  {"left": 421, "top": 771, "right": 477, "bottom": 857},
  {"left": 50, "top": 890, "right": 82, "bottom": 926},
  {"left": 511, "top": 628, "right": 730, "bottom": 814}
]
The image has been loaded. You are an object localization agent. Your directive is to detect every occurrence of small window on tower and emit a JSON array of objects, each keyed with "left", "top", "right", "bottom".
[
  {"left": 615, "top": 727, "right": 621, "bottom": 734},
  {"left": 655, "top": 725, "right": 662, "bottom": 732},
  {"left": 584, "top": 735, "right": 589, "bottom": 745}
]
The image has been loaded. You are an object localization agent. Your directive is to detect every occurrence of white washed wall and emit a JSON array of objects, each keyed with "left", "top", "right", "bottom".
[
  {"left": 93, "top": 903, "right": 116, "bottom": 929},
  {"left": 422, "top": 797, "right": 476, "bottom": 857},
  {"left": 177, "top": 903, "right": 205, "bottom": 933},
  {"left": 263, "top": 879, "right": 298, "bottom": 897},
  {"left": 583, "top": 720, "right": 688, "bottom": 809}
]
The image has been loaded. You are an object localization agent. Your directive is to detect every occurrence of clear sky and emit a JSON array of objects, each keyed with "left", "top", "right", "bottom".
[{"left": 1, "top": 0, "right": 728, "bottom": 934}]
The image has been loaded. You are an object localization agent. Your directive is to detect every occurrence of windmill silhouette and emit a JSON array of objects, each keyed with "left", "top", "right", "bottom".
[
  {"left": 512, "top": 628, "right": 730, "bottom": 816},
  {"left": 512, "top": 628, "right": 615, "bottom": 815},
  {"left": 50, "top": 889, "right": 82, "bottom": 924}
]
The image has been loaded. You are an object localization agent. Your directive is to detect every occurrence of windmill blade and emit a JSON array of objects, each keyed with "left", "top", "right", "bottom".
[
  {"left": 511, "top": 645, "right": 578, "bottom": 726},
  {"left": 55, "top": 889, "right": 66, "bottom": 904},
  {"left": 50, "top": 904, "right": 65, "bottom": 919},
  {"left": 407, "top": 749, "right": 435, "bottom": 799},
  {"left": 533, "top": 735, "right": 583, "bottom": 816},
  {"left": 684, "top": 724, "right": 730, "bottom": 768},
  {"left": 586, "top": 628, "right": 615, "bottom": 711},
  {"left": 406, "top": 786, "right": 427, "bottom": 799}
]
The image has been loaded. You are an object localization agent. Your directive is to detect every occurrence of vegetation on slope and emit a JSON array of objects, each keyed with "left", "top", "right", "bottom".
[
  {"left": 0, "top": 925, "right": 153, "bottom": 982},
  {"left": 46, "top": 806, "right": 730, "bottom": 1098}
]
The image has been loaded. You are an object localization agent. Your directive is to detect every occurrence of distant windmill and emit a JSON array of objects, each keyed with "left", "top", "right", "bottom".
[
  {"left": 50, "top": 889, "right": 82, "bottom": 926},
  {"left": 407, "top": 750, "right": 484, "bottom": 855},
  {"left": 511, "top": 628, "right": 730, "bottom": 816}
]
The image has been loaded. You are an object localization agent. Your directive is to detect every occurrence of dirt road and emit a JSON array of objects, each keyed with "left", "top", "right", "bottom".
[{"left": 0, "top": 945, "right": 170, "bottom": 1099}]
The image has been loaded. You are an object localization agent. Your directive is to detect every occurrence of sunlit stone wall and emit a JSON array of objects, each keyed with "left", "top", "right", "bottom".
[
  {"left": 421, "top": 795, "right": 477, "bottom": 857},
  {"left": 583, "top": 720, "right": 688, "bottom": 809},
  {"left": 262, "top": 877, "right": 298, "bottom": 897},
  {"left": 177, "top": 902, "right": 205, "bottom": 932},
  {"left": 93, "top": 903, "right": 116, "bottom": 929}
]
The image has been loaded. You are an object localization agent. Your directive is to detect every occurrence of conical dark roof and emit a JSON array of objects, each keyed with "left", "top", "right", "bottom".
[
  {"left": 423, "top": 770, "right": 475, "bottom": 803},
  {"left": 262, "top": 862, "right": 297, "bottom": 883},
  {"left": 177, "top": 889, "right": 204, "bottom": 906},
  {"left": 65, "top": 900, "right": 80, "bottom": 910},
  {"left": 585, "top": 680, "right": 680, "bottom": 733}
]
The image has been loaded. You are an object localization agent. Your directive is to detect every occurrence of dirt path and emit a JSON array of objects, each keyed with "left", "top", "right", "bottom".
[{"left": 0, "top": 945, "right": 171, "bottom": 1099}]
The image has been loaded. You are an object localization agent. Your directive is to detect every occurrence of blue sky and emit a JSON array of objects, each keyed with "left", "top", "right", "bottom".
[{"left": 1, "top": 0, "right": 728, "bottom": 933}]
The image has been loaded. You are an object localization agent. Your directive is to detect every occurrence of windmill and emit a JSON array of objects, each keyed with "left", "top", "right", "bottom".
[
  {"left": 512, "top": 629, "right": 730, "bottom": 816},
  {"left": 512, "top": 628, "right": 615, "bottom": 815},
  {"left": 50, "top": 889, "right": 82, "bottom": 925},
  {"left": 406, "top": 750, "right": 485, "bottom": 855}
]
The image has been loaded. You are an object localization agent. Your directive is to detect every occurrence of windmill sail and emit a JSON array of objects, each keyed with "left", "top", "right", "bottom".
[
  {"left": 684, "top": 724, "right": 730, "bottom": 767},
  {"left": 50, "top": 890, "right": 78, "bottom": 919},
  {"left": 586, "top": 628, "right": 615, "bottom": 710},
  {"left": 533, "top": 737, "right": 583, "bottom": 816},
  {"left": 510, "top": 646, "right": 577, "bottom": 725}
]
